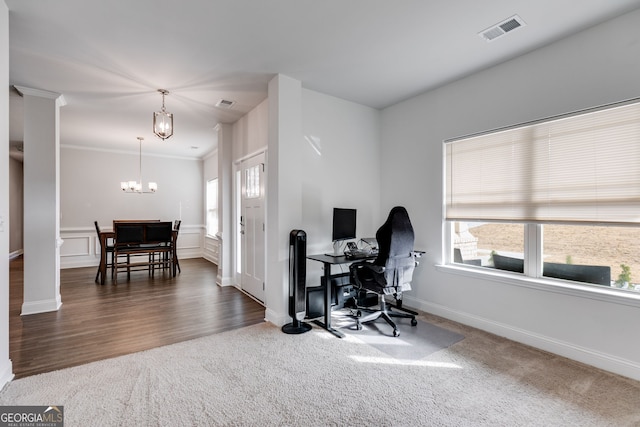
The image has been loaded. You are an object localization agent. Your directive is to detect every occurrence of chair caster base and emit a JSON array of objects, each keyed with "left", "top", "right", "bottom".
[
  {"left": 393, "top": 329, "right": 400, "bottom": 337},
  {"left": 411, "top": 318, "right": 417, "bottom": 326}
]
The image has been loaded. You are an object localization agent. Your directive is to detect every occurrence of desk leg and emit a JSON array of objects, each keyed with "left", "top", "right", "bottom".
[{"left": 312, "top": 261, "right": 345, "bottom": 338}]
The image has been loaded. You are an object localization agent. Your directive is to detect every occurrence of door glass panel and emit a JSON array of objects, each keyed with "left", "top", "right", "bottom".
[{"left": 245, "top": 165, "right": 260, "bottom": 199}]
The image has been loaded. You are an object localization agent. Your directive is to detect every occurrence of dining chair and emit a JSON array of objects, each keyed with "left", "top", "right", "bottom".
[
  {"left": 173, "top": 220, "right": 181, "bottom": 273},
  {"left": 94, "top": 221, "right": 114, "bottom": 283}
]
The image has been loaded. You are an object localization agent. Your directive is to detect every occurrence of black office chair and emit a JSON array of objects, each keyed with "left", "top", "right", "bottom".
[
  {"left": 349, "top": 206, "right": 419, "bottom": 337},
  {"left": 94, "top": 221, "right": 114, "bottom": 283}
]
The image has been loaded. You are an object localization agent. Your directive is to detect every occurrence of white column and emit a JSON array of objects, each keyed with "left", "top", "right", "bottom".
[
  {"left": 216, "top": 123, "right": 233, "bottom": 286},
  {"left": 265, "top": 74, "right": 303, "bottom": 326},
  {"left": 14, "top": 86, "right": 66, "bottom": 315},
  {"left": 0, "top": 2, "right": 14, "bottom": 387}
]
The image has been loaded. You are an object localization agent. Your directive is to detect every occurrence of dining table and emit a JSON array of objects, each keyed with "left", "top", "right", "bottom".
[{"left": 98, "top": 220, "right": 178, "bottom": 285}]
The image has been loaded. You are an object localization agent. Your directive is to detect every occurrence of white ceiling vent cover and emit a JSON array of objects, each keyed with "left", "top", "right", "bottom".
[
  {"left": 479, "top": 15, "right": 526, "bottom": 42},
  {"left": 216, "top": 99, "right": 236, "bottom": 109}
]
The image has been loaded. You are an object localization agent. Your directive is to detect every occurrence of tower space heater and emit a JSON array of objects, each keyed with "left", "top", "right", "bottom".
[{"left": 282, "top": 229, "right": 312, "bottom": 334}]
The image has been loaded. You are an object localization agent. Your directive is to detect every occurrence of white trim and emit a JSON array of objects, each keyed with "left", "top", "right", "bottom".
[
  {"left": 216, "top": 274, "right": 234, "bottom": 287},
  {"left": 404, "top": 294, "right": 640, "bottom": 381},
  {"left": 58, "top": 225, "right": 206, "bottom": 269},
  {"left": 9, "top": 249, "right": 23, "bottom": 260},
  {"left": 61, "top": 144, "right": 203, "bottom": 161},
  {"left": 264, "top": 308, "right": 287, "bottom": 327},
  {"left": 233, "top": 147, "right": 267, "bottom": 165},
  {"left": 0, "top": 361, "right": 14, "bottom": 392},
  {"left": 13, "top": 85, "right": 66, "bottom": 106},
  {"left": 21, "top": 298, "right": 62, "bottom": 316},
  {"left": 435, "top": 264, "right": 640, "bottom": 308},
  {"left": 203, "top": 148, "right": 218, "bottom": 161}
]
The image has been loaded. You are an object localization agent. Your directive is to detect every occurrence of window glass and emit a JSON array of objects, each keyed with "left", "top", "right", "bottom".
[
  {"left": 206, "top": 178, "right": 218, "bottom": 237},
  {"left": 245, "top": 165, "right": 260, "bottom": 199},
  {"left": 445, "top": 99, "right": 640, "bottom": 295},
  {"left": 453, "top": 222, "right": 524, "bottom": 270},
  {"left": 542, "top": 224, "right": 640, "bottom": 291}
]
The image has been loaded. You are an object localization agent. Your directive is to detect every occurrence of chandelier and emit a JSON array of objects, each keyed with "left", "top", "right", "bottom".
[
  {"left": 120, "top": 137, "right": 157, "bottom": 193},
  {"left": 153, "top": 89, "right": 173, "bottom": 140}
]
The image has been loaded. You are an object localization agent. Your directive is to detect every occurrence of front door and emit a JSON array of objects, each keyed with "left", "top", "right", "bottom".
[{"left": 239, "top": 153, "right": 265, "bottom": 302}]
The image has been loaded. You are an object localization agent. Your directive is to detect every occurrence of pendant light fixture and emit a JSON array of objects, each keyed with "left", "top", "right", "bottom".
[
  {"left": 153, "top": 89, "right": 173, "bottom": 140},
  {"left": 120, "top": 137, "right": 157, "bottom": 193}
]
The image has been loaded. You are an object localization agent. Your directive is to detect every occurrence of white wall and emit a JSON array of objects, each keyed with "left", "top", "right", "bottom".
[
  {"left": 264, "top": 77, "right": 382, "bottom": 325},
  {"left": 233, "top": 98, "right": 268, "bottom": 162},
  {"left": 381, "top": 9, "right": 640, "bottom": 380},
  {"left": 1, "top": 0, "right": 14, "bottom": 389},
  {"left": 59, "top": 146, "right": 205, "bottom": 268},
  {"left": 203, "top": 150, "right": 218, "bottom": 181},
  {"left": 300, "top": 89, "right": 381, "bottom": 283}
]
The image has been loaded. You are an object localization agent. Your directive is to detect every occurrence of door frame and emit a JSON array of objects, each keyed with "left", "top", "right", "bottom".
[{"left": 233, "top": 149, "right": 267, "bottom": 301}]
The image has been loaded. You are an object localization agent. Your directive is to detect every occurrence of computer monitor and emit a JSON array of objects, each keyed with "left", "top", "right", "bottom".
[{"left": 332, "top": 208, "right": 357, "bottom": 242}]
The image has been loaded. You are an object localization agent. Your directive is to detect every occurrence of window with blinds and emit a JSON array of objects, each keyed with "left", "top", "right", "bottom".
[
  {"left": 206, "top": 178, "right": 218, "bottom": 237},
  {"left": 445, "top": 99, "right": 640, "bottom": 224}
]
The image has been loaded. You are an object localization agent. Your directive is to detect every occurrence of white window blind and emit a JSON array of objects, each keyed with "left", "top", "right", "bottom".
[{"left": 445, "top": 99, "right": 640, "bottom": 224}]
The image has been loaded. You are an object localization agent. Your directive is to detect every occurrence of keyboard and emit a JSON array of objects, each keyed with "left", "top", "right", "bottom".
[{"left": 345, "top": 251, "right": 377, "bottom": 260}]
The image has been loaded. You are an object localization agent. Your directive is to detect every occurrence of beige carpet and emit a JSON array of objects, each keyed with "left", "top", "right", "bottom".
[{"left": 1, "top": 312, "right": 639, "bottom": 426}]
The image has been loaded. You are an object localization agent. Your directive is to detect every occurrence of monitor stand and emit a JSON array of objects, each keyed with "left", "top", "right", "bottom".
[{"left": 324, "top": 240, "right": 343, "bottom": 257}]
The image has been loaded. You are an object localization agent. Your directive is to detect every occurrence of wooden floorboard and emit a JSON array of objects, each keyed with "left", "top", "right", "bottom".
[{"left": 9, "top": 257, "right": 265, "bottom": 379}]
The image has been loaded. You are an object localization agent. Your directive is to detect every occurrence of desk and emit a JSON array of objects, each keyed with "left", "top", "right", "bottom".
[{"left": 307, "top": 253, "right": 376, "bottom": 338}]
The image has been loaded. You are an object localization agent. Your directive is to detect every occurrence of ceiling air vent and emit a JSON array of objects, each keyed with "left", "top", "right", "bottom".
[
  {"left": 216, "top": 99, "right": 236, "bottom": 109},
  {"left": 479, "top": 15, "right": 526, "bottom": 42}
]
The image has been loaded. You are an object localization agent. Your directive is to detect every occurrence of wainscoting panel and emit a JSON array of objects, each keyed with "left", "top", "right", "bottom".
[
  {"left": 60, "top": 236, "right": 91, "bottom": 257},
  {"left": 59, "top": 225, "right": 206, "bottom": 269},
  {"left": 204, "top": 236, "right": 219, "bottom": 265}
]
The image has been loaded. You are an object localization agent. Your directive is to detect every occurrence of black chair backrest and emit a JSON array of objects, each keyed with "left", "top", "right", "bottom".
[
  {"left": 375, "top": 206, "right": 416, "bottom": 288},
  {"left": 146, "top": 222, "right": 173, "bottom": 243},
  {"left": 94, "top": 221, "right": 101, "bottom": 236},
  {"left": 174, "top": 220, "right": 181, "bottom": 231},
  {"left": 375, "top": 206, "right": 414, "bottom": 263},
  {"left": 114, "top": 224, "right": 144, "bottom": 245}
]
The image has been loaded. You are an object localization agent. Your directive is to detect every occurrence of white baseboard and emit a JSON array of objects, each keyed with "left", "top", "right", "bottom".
[
  {"left": 265, "top": 308, "right": 287, "bottom": 327},
  {"left": 216, "top": 274, "right": 233, "bottom": 287},
  {"left": 403, "top": 295, "right": 640, "bottom": 382},
  {"left": 0, "top": 359, "right": 14, "bottom": 392},
  {"left": 21, "top": 297, "right": 62, "bottom": 316},
  {"left": 203, "top": 252, "right": 218, "bottom": 265}
]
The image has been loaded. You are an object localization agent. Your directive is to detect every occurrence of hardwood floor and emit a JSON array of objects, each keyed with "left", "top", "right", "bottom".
[{"left": 9, "top": 257, "right": 265, "bottom": 379}]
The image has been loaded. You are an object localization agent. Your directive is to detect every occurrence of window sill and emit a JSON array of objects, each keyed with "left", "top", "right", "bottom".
[{"left": 435, "top": 264, "right": 640, "bottom": 309}]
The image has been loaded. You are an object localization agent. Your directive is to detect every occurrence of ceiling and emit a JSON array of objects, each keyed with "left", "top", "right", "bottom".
[{"left": 7, "top": 0, "right": 640, "bottom": 159}]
